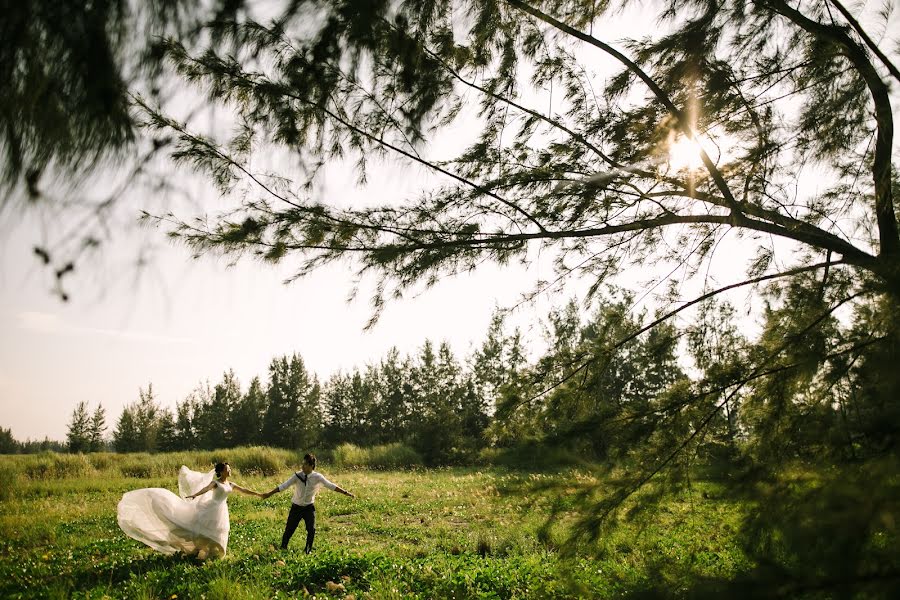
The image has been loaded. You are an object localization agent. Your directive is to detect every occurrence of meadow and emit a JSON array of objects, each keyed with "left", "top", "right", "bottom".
[{"left": 0, "top": 447, "right": 754, "bottom": 599}]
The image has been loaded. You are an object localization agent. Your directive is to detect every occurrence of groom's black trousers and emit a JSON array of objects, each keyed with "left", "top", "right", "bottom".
[{"left": 281, "top": 503, "right": 315, "bottom": 552}]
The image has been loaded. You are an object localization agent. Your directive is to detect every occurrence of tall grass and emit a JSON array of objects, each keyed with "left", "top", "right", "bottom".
[
  {"left": 0, "top": 446, "right": 300, "bottom": 481},
  {"left": 476, "top": 443, "right": 588, "bottom": 470},
  {"left": 331, "top": 443, "right": 423, "bottom": 470}
]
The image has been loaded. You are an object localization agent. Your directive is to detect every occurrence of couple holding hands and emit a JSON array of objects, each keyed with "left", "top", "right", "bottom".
[{"left": 117, "top": 453, "right": 354, "bottom": 559}]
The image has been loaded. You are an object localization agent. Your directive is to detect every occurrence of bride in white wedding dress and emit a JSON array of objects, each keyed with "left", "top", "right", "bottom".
[{"left": 117, "top": 462, "right": 265, "bottom": 559}]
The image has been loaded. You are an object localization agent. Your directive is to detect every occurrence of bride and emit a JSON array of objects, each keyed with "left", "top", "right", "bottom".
[{"left": 117, "top": 462, "right": 265, "bottom": 559}]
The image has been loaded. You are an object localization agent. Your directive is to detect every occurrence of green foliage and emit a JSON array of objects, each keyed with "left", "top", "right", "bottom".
[
  {"left": 88, "top": 404, "right": 107, "bottom": 452},
  {"left": 1, "top": 1, "right": 134, "bottom": 185},
  {"left": 230, "top": 377, "right": 266, "bottom": 447},
  {"left": 0, "top": 426, "right": 19, "bottom": 454},
  {"left": 137, "top": 1, "right": 900, "bottom": 510},
  {"left": 139, "top": 0, "right": 898, "bottom": 314},
  {"left": 0, "top": 0, "right": 263, "bottom": 192},
  {"left": 263, "top": 354, "right": 321, "bottom": 450},
  {"left": 332, "top": 443, "right": 424, "bottom": 470},
  {"left": 65, "top": 401, "right": 91, "bottom": 454}
]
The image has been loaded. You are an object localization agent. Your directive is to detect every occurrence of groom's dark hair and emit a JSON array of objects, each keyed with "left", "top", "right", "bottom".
[{"left": 303, "top": 453, "right": 316, "bottom": 469}]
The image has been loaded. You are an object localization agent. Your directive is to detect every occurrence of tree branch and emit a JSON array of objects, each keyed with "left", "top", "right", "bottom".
[
  {"left": 760, "top": 0, "right": 899, "bottom": 261},
  {"left": 506, "top": 259, "right": 847, "bottom": 414},
  {"left": 828, "top": 0, "right": 900, "bottom": 86},
  {"left": 588, "top": 290, "right": 867, "bottom": 527},
  {"left": 504, "top": 0, "right": 745, "bottom": 222}
]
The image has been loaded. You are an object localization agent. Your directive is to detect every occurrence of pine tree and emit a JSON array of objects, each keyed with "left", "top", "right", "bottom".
[
  {"left": 21, "top": 0, "right": 897, "bottom": 591},
  {"left": 0, "top": 427, "right": 18, "bottom": 454},
  {"left": 88, "top": 404, "right": 107, "bottom": 452},
  {"left": 189, "top": 381, "right": 217, "bottom": 450},
  {"left": 66, "top": 401, "right": 90, "bottom": 453},
  {"left": 231, "top": 376, "right": 266, "bottom": 447},
  {"left": 147, "top": 1, "right": 900, "bottom": 457},
  {"left": 174, "top": 395, "right": 197, "bottom": 451},
  {"left": 134, "top": 384, "right": 160, "bottom": 452},
  {"left": 262, "top": 354, "right": 317, "bottom": 449},
  {"left": 213, "top": 369, "right": 241, "bottom": 447},
  {"left": 156, "top": 409, "right": 178, "bottom": 452},
  {"left": 113, "top": 407, "right": 140, "bottom": 453},
  {"left": 322, "top": 372, "right": 351, "bottom": 446},
  {"left": 377, "top": 348, "right": 414, "bottom": 444}
]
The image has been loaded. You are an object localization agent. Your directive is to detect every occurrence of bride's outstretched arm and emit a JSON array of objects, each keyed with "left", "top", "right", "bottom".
[
  {"left": 231, "top": 483, "right": 266, "bottom": 498},
  {"left": 186, "top": 482, "right": 215, "bottom": 499}
]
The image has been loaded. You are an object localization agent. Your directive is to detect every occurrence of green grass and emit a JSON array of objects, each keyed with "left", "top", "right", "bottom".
[{"left": 0, "top": 450, "right": 756, "bottom": 598}]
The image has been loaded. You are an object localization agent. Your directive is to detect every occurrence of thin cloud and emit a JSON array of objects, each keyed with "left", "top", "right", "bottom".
[
  {"left": 17, "top": 311, "right": 63, "bottom": 333},
  {"left": 16, "top": 311, "right": 196, "bottom": 344}
]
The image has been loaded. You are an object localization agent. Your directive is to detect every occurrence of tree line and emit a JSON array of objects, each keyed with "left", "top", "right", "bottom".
[{"left": 8, "top": 284, "right": 887, "bottom": 469}]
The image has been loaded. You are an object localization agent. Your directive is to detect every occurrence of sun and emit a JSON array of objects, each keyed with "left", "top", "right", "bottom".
[
  {"left": 666, "top": 128, "right": 738, "bottom": 173},
  {"left": 667, "top": 135, "right": 706, "bottom": 171}
]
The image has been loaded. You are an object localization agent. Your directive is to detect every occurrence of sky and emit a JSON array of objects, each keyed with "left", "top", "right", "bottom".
[{"left": 0, "top": 154, "right": 561, "bottom": 441}]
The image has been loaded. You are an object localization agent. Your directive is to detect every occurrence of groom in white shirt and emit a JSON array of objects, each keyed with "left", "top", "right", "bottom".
[{"left": 264, "top": 452, "right": 355, "bottom": 553}]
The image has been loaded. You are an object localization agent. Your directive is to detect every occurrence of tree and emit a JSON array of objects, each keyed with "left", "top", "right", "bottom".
[
  {"left": 376, "top": 349, "right": 416, "bottom": 444},
  {"left": 1, "top": 1, "right": 291, "bottom": 299},
  {"left": 189, "top": 381, "right": 217, "bottom": 450},
  {"left": 66, "top": 401, "right": 90, "bottom": 453},
  {"left": 88, "top": 404, "right": 107, "bottom": 452},
  {"left": 156, "top": 409, "right": 178, "bottom": 452},
  {"left": 504, "top": 296, "right": 687, "bottom": 459},
  {"left": 406, "top": 340, "right": 485, "bottom": 464},
  {"left": 213, "top": 369, "right": 242, "bottom": 447},
  {"left": 686, "top": 298, "right": 749, "bottom": 451},
  {"left": 262, "top": 354, "right": 319, "bottom": 449},
  {"left": 231, "top": 376, "right": 267, "bottom": 447},
  {"left": 173, "top": 395, "right": 197, "bottom": 450},
  {"left": 471, "top": 309, "right": 528, "bottom": 413},
  {"left": 322, "top": 372, "right": 353, "bottom": 447},
  {"left": 323, "top": 370, "right": 376, "bottom": 446},
  {"left": 113, "top": 384, "right": 163, "bottom": 453},
  {"left": 134, "top": 384, "right": 161, "bottom": 452},
  {"left": 147, "top": 0, "right": 898, "bottom": 306},
  {"left": 0, "top": 427, "right": 18, "bottom": 454},
  {"left": 113, "top": 406, "right": 140, "bottom": 453},
  {"left": 18, "top": 437, "right": 65, "bottom": 453}
]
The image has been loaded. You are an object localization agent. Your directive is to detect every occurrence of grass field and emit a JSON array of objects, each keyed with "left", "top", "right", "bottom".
[{"left": 0, "top": 448, "right": 755, "bottom": 599}]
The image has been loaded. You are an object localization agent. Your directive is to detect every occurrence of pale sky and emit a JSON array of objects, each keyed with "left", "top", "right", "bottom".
[{"left": 0, "top": 159, "right": 558, "bottom": 441}]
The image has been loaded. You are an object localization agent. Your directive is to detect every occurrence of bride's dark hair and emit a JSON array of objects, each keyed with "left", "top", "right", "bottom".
[{"left": 214, "top": 462, "right": 229, "bottom": 479}]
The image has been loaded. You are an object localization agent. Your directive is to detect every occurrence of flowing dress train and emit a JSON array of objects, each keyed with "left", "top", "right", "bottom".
[{"left": 117, "top": 466, "right": 231, "bottom": 557}]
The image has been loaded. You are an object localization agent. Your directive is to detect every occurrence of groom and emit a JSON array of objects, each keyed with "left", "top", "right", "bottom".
[{"left": 264, "top": 453, "right": 355, "bottom": 553}]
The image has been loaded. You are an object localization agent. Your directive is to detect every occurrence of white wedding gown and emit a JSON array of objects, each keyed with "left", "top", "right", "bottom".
[{"left": 117, "top": 466, "right": 232, "bottom": 557}]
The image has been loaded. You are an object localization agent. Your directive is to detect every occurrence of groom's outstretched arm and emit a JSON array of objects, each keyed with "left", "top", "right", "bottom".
[
  {"left": 333, "top": 485, "right": 355, "bottom": 498},
  {"left": 263, "top": 473, "right": 298, "bottom": 499},
  {"left": 319, "top": 474, "right": 354, "bottom": 498}
]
